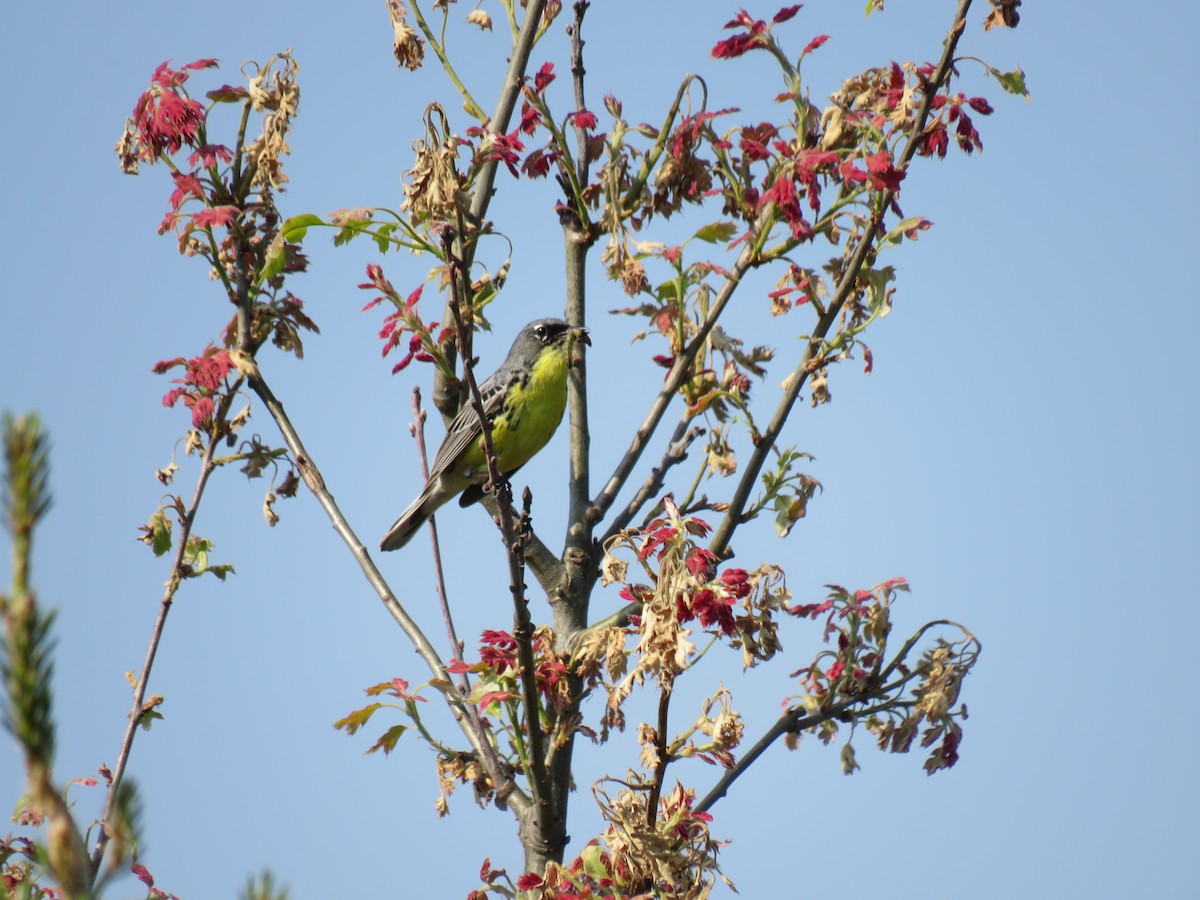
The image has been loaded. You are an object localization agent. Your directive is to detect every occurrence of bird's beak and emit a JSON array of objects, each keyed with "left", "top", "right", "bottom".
[{"left": 571, "top": 326, "right": 591, "bottom": 347}]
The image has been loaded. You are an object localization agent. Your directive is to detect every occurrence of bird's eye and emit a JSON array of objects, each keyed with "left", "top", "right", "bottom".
[{"left": 534, "top": 324, "right": 547, "bottom": 340}]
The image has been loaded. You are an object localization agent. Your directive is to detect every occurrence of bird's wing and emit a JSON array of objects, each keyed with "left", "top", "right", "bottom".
[{"left": 426, "top": 366, "right": 519, "bottom": 480}]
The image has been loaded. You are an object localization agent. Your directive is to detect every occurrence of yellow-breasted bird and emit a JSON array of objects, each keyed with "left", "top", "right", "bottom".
[{"left": 379, "top": 317, "right": 590, "bottom": 551}]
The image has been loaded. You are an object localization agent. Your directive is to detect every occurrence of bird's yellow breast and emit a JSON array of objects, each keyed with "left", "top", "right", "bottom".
[{"left": 463, "top": 344, "right": 570, "bottom": 476}]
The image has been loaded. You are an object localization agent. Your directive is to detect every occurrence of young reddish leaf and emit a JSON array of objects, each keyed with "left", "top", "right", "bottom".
[
  {"left": 205, "top": 84, "right": 249, "bottom": 102},
  {"left": 533, "top": 61, "right": 555, "bottom": 94},
  {"left": 132, "top": 863, "right": 155, "bottom": 887},
  {"left": 801, "top": 34, "right": 829, "bottom": 56},
  {"left": 477, "top": 689, "right": 516, "bottom": 709},
  {"left": 191, "top": 205, "right": 239, "bottom": 229},
  {"left": 569, "top": 109, "right": 598, "bottom": 130}
]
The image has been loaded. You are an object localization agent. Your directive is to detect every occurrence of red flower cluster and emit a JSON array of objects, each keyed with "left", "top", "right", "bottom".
[
  {"left": 567, "top": 108, "right": 598, "bottom": 131},
  {"left": 711, "top": 6, "right": 802, "bottom": 59},
  {"left": 920, "top": 92, "right": 993, "bottom": 157},
  {"left": 790, "top": 578, "right": 907, "bottom": 704},
  {"left": 359, "top": 264, "right": 442, "bottom": 374},
  {"left": 521, "top": 146, "right": 561, "bottom": 179},
  {"left": 757, "top": 147, "right": 842, "bottom": 240},
  {"left": 738, "top": 121, "right": 779, "bottom": 161},
  {"left": 129, "top": 59, "right": 218, "bottom": 162},
  {"left": 453, "top": 630, "right": 569, "bottom": 707},
  {"left": 153, "top": 346, "right": 235, "bottom": 429},
  {"left": 518, "top": 100, "right": 542, "bottom": 136},
  {"left": 533, "top": 61, "right": 556, "bottom": 95},
  {"left": 467, "top": 126, "right": 526, "bottom": 177},
  {"left": 676, "top": 566, "right": 749, "bottom": 636}
]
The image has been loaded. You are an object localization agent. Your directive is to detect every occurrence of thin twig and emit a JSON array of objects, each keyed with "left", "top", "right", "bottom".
[
  {"left": 568, "top": 1, "right": 592, "bottom": 184},
  {"left": 590, "top": 251, "right": 753, "bottom": 524},
  {"left": 441, "top": 226, "right": 555, "bottom": 844},
  {"left": 468, "top": 0, "right": 547, "bottom": 225},
  {"left": 620, "top": 77, "right": 697, "bottom": 213},
  {"left": 229, "top": 243, "right": 529, "bottom": 817},
  {"left": 411, "top": 387, "right": 467, "bottom": 680},
  {"left": 409, "top": 0, "right": 488, "bottom": 122},
  {"left": 600, "top": 417, "right": 704, "bottom": 546},
  {"left": 694, "top": 657, "right": 934, "bottom": 816},
  {"left": 693, "top": 702, "right": 831, "bottom": 814},
  {"left": 435, "top": 0, "right": 549, "bottom": 414},
  {"left": 89, "top": 384, "right": 232, "bottom": 872}
]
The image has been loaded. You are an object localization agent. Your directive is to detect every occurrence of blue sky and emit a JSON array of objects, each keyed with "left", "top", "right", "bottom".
[{"left": 2, "top": 2, "right": 1197, "bottom": 898}]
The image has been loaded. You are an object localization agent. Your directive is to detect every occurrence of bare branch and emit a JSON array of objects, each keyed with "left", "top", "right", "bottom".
[
  {"left": 601, "top": 418, "right": 704, "bottom": 545},
  {"left": 411, "top": 387, "right": 466, "bottom": 680},
  {"left": 231, "top": 243, "right": 530, "bottom": 819},
  {"left": 90, "top": 377, "right": 240, "bottom": 872},
  {"left": 645, "top": 685, "right": 673, "bottom": 826},
  {"left": 442, "top": 226, "right": 555, "bottom": 848}
]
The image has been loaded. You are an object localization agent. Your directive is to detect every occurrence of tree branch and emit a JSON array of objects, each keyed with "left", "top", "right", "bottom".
[
  {"left": 600, "top": 417, "right": 704, "bottom": 546},
  {"left": 441, "top": 227, "right": 555, "bottom": 855},
  {"left": 468, "top": 0, "right": 548, "bottom": 225},
  {"left": 645, "top": 683, "right": 673, "bottom": 826},
  {"left": 435, "top": 0, "right": 549, "bottom": 415},
  {"left": 693, "top": 657, "right": 930, "bottom": 817},
  {"left": 709, "top": 0, "right": 974, "bottom": 559},
  {"left": 590, "top": 252, "right": 753, "bottom": 527},
  {"left": 230, "top": 241, "right": 530, "bottom": 819},
  {"left": 558, "top": 0, "right": 595, "bottom": 639}
]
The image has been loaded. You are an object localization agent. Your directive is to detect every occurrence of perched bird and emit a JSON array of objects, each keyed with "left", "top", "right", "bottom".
[{"left": 380, "top": 317, "right": 590, "bottom": 551}]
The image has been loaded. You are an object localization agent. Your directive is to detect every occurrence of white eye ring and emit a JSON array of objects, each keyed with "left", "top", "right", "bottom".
[{"left": 534, "top": 324, "right": 547, "bottom": 340}]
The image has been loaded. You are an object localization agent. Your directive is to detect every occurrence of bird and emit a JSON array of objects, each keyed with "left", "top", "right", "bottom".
[{"left": 379, "top": 317, "right": 590, "bottom": 551}]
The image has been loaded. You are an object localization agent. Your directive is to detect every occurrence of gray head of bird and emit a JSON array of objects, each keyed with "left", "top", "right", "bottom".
[{"left": 513, "top": 318, "right": 591, "bottom": 356}]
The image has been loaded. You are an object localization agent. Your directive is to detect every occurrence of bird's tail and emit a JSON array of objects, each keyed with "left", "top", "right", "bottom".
[{"left": 379, "top": 488, "right": 439, "bottom": 551}]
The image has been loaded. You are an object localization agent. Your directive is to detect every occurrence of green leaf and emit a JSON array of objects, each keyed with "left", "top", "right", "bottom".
[
  {"left": 692, "top": 220, "right": 737, "bottom": 244},
  {"left": 183, "top": 536, "right": 212, "bottom": 574},
  {"left": 205, "top": 564, "right": 236, "bottom": 581},
  {"left": 331, "top": 212, "right": 377, "bottom": 248},
  {"left": 773, "top": 494, "right": 806, "bottom": 538},
  {"left": 366, "top": 724, "right": 407, "bottom": 755},
  {"left": 991, "top": 66, "right": 1030, "bottom": 99},
  {"left": 148, "top": 510, "right": 172, "bottom": 557},
  {"left": 281, "top": 213, "right": 324, "bottom": 242},
  {"left": 137, "top": 709, "right": 164, "bottom": 732},
  {"left": 654, "top": 280, "right": 681, "bottom": 303},
  {"left": 863, "top": 265, "right": 896, "bottom": 316},
  {"left": 472, "top": 279, "right": 498, "bottom": 311},
  {"left": 372, "top": 222, "right": 397, "bottom": 254},
  {"left": 181, "top": 536, "right": 234, "bottom": 580},
  {"left": 580, "top": 844, "right": 608, "bottom": 881},
  {"left": 260, "top": 231, "right": 288, "bottom": 284},
  {"left": 333, "top": 703, "right": 383, "bottom": 736}
]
